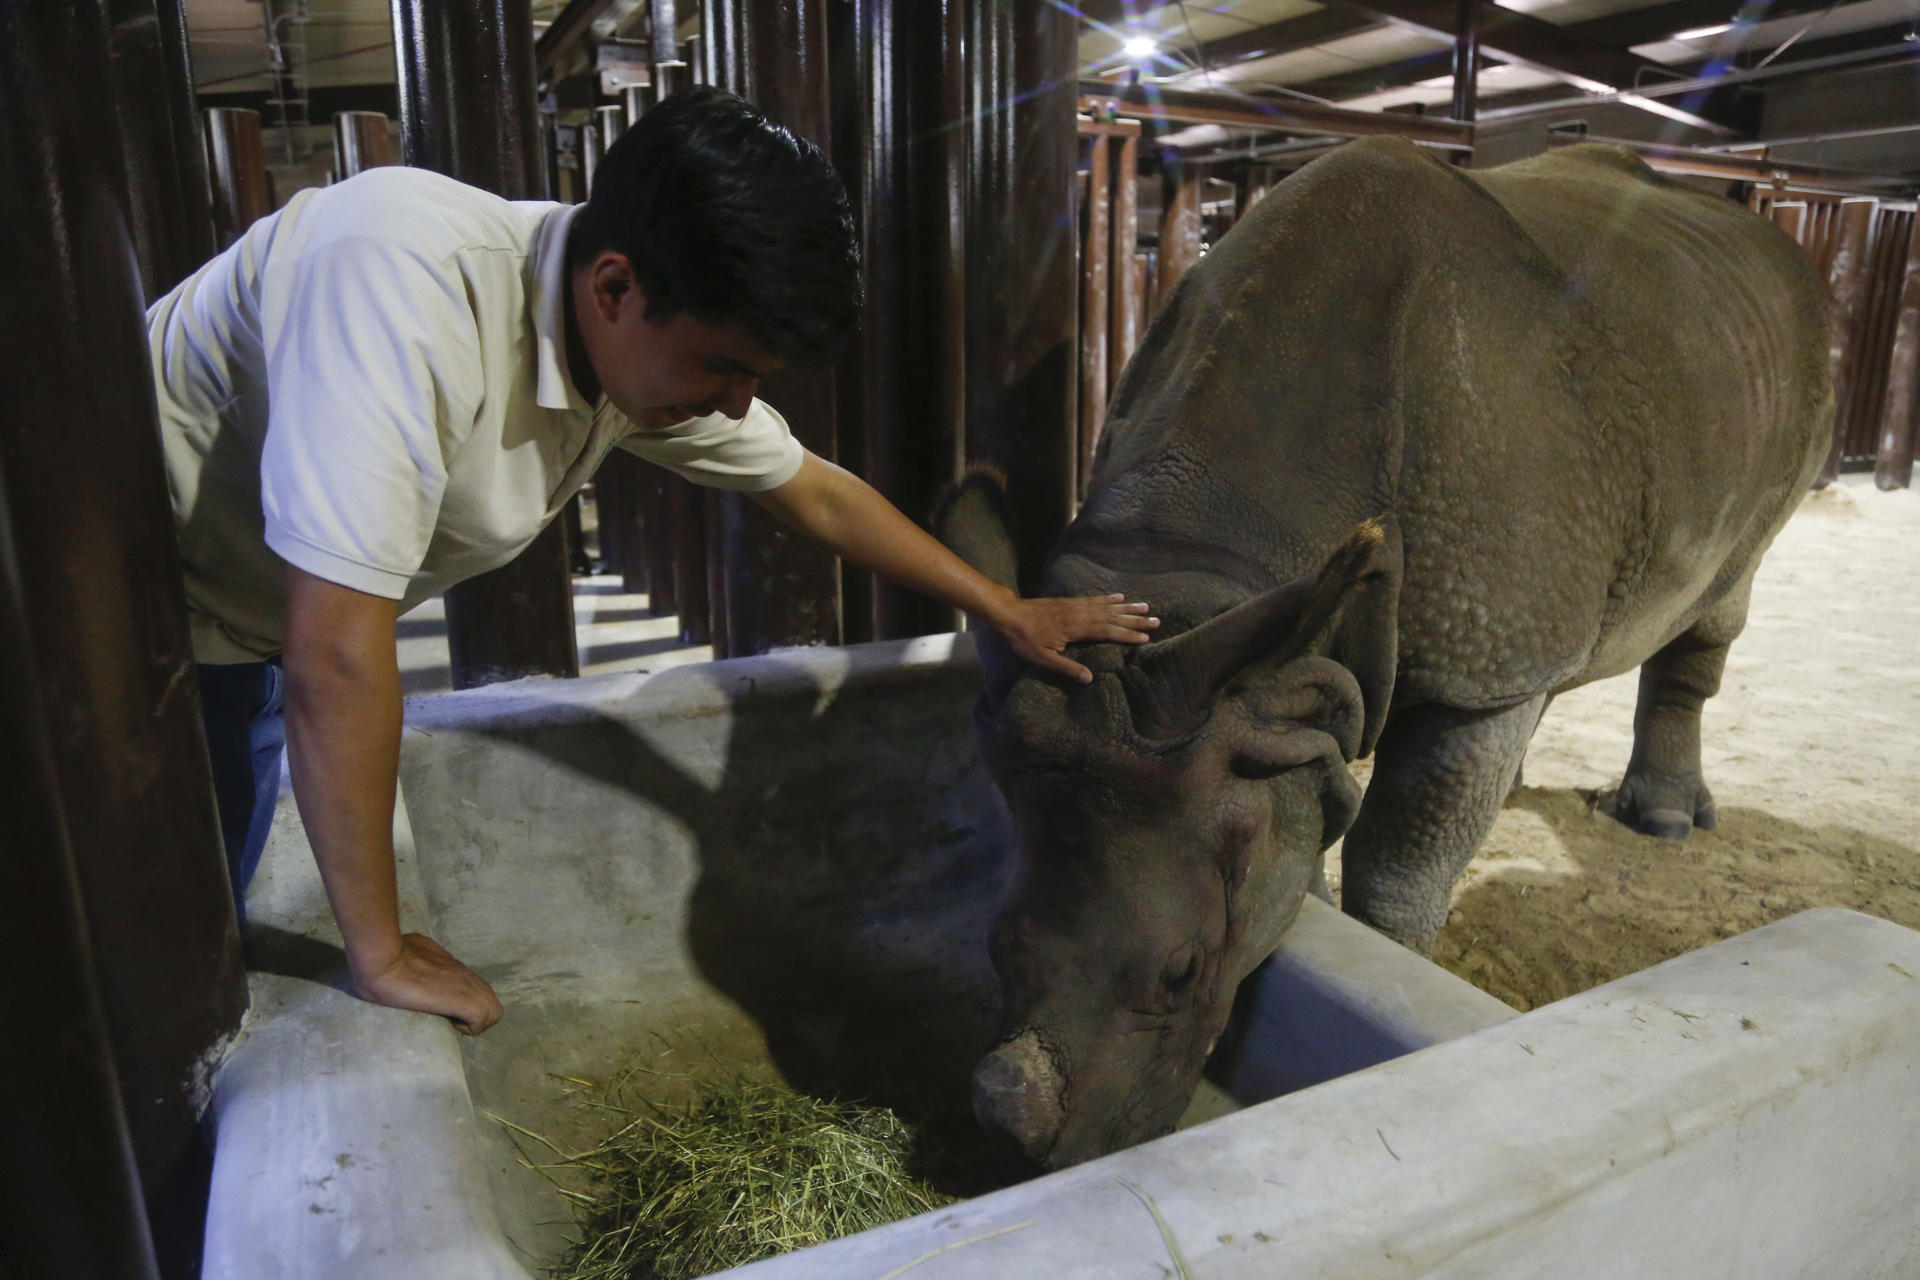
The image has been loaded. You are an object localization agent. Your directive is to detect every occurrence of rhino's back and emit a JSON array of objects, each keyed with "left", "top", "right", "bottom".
[
  {"left": 1401, "top": 145, "right": 1829, "bottom": 698},
  {"left": 1060, "top": 138, "right": 1829, "bottom": 710}
]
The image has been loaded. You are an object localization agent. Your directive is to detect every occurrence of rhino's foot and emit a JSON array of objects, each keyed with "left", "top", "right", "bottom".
[{"left": 1611, "top": 772, "right": 1716, "bottom": 840}]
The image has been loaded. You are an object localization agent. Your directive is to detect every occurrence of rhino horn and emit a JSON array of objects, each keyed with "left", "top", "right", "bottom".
[
  {"left": 1126, "top": 517, "right": 1400, "bottom": 747},
  {"left": 972, "top": 1029, "right": 1066, "bottom": 1165}
]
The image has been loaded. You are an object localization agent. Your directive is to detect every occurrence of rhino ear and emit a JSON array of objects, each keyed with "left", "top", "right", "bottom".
[
  {"left": 935, "top": 467, "right": 1023, "bottom": 707},
  {"left": 1126, "top": 517, "right": 1401, "bottom": 754},
  {"left": 934, "top": 466, "right": 1019, "bottom": 592}
]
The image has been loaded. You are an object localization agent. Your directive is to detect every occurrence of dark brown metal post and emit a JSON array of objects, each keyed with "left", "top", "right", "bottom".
[
  {"left": 828, "top": 0, "right": 882, "bottom": 645},
  {"left": 706, "top": 488, "right": 733, "bottom": 656},
  {"left": 860, "top": 0, "right": 967, "bottom": 640},
  {"left": 964, "top": 0, "right": 1079, "bottom": 589},
  {"left": 642, "top": 465, "right": 679, "bottom": 616},
  {"left": 334, "top": 110, "right": 397, "bottom": 177},
  {"left": 0, "top": 467, "right": 162, "bottom": 1280},
  {"left": 671, "top": 476, "right": 711, "bottom": 643},
  {"left": 1079, "top": 131, "right": 1112, "bottom": 498},
  {"left": 1817, "top": 198, "right": 1877, "bottom": 486},
  {"left": 707, "top": 0, "right": 843, "bottom": 652},
  {"left": 1876, "top": 211, "right": 1920, "bottom": 490},
  {"left": 1451, "top": 0, "right": 1478, "bottom": 136},
  {"left": 1110, "top": 129, "right": 1141, "bottom": 398},
  {"left": 0, "top": 4, "right": 248, "bottom": 1272},
  {"left": 107, "top": 0, "right": 217, "bottom": 298},
  {"left": 1158, "top": 157, "right": 1203, "bottom": 300},
  {"left": 393, "top": 0, "right": 580, "bottom": 686},
  {"left": 205, "top": 107, "right": 273, "bottom": 250}
]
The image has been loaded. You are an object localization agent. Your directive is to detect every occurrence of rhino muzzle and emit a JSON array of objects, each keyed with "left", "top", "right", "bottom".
[{"left": 971, "top": 1029, "right": 1066, "bottom": 1164}]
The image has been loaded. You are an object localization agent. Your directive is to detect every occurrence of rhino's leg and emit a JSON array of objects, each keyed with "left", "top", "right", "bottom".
[
  {"left": 1613, "top": 580, "right": 1751, "bottom": 839},
  {"left": 1339, "top": 695, "right": 1546, "bottom": 954}
]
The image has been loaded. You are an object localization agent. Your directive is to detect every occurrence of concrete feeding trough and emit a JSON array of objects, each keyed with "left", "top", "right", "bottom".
[{"left": 202, "top": 635, "right": 1920, "bottom": 1279}]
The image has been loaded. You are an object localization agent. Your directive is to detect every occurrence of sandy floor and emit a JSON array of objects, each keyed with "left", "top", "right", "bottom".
[{"left": 1329, "top": 473, "right": 1920, "bottom": 1011}]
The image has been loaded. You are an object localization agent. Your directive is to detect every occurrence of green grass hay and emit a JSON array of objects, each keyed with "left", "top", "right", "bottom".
[{"left": 504, "top": 1075, "right": 964, "bottom": 1280}]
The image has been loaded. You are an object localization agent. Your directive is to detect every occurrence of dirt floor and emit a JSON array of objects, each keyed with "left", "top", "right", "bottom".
[{"left": 1327, "top": 473, "right": 1920, "bottom": 1011}]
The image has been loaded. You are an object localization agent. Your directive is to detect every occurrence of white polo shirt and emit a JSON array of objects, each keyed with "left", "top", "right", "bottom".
[{"left": 148, "top": 166, "right": 804, "bottom": 664}]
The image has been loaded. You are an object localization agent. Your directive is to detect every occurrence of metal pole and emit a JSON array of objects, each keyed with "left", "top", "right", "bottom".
[
  {"left": 333, "top": 110, "right": 397, "bottom": 177},
  {"left": 1110, "top": 129, "right": 1141, "bottom": 398},
  {"left": 392, "top": 0, "right": 580, "bottom": 687},
  {"left": 0, "top": 4, "right": 248, "bottom": 1271},
  {"left": 205, "top": 107, "right": 273, "bottom": 249},
  {"left": 1817, "top": 198, "right": 1877, "bottom": 485},
  {"left": 107, "top": 0, "right": 218, "bottom": 298},
  {"left": 965, "top": 0, "right": 1079, "bottom": 591},
  {"left": 1876, "top": 210, "right": 1920, "bottom": 490},
  {"left": 706, "top": 0, "right": 843, "bottom": 652},
  {"left": 1079, "top": 131, "right": 1112, "bottom": 498}
]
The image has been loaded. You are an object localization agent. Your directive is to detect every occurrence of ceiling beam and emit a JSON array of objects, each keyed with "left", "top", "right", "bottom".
[
  {"left": 1474, "top": 19, "right": 1920, "bottom": 116},
  {"left": 1323, "top": 0, "right": 1703, "bottom": 95},
  {"left": 1081, "top": 81, "right": 1474, "bottom": 148},
  {"left": 1193, "top": 9, "right": 1384, "bottom": 69}
]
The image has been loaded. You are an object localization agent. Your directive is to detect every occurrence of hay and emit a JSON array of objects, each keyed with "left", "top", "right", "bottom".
[{"left": 504, "top": 1073, "right": 967, "bottom": 1280}]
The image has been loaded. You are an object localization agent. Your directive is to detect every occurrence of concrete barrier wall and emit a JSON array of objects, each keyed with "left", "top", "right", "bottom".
[{"left": 204, "top": 636, "right": 1920, "bottom": 1278}]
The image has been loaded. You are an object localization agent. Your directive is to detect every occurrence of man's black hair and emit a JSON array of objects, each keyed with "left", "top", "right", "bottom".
[{"left": 567, "top": 86, "right": 862, "bottom": 369}]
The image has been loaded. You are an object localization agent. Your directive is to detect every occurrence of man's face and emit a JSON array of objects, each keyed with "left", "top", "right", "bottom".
[{"left": 572, "top": 251, "right": 786, "bottom": 426}]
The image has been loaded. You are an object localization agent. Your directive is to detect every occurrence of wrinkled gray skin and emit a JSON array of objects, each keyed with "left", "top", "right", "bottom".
[{"left": 947, "top": 139, "right": 1831, "bottom": 1171}]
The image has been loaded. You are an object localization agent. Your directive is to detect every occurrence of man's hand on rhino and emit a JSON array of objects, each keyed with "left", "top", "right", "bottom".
[
  {"left": 998, "top": 593, "right": 1159, "bottom": 683},
  {"left": 352, "top": 932, "right": 505, "bottom": 1035}
]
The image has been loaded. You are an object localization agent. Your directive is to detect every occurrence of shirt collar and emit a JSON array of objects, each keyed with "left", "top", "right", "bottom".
[{"left": 528, "top": 202, "right": 595, "bottom": 414}]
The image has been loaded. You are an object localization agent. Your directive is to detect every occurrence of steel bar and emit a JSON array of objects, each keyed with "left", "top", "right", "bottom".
[
  {"left": 1876, "top": 211, "right": 1920, "bottom": 490},
  {"left": 393, "top": 0, "right": 580, "bottom": 687},
  {"left": 705, "top": 488, "right": 730, "bottom": 656},
  {"left": 1479, "top": 38, "right": 1920, "bottom": 127},
  {"left": 1845, "top": 208, "right": 1907, "bottom": 462},
  {"left": 891, "top": 0, "right": 967, "bottom": 638},
  {"left": 0, "top": 466, "right": 162, "bottom": 1280},
  {"left": 1158, "top": 160, "right": 1202, "bottom": 299},
  {"left": 671, "top": 474, "right": 709, "bottom": 644},
  {"left": 1543, "top": 133, "right": 1911, "bottom": 200},
  {"left": 1450, "top": 0, "right": 1477, "bottom": 129},
  {"left": 1110, "top": 130, "right": 1141, "bottom": 398},
  {"left": 965, "top": 0, "right": 1079, "bottom": 589},
  {"left": 108, "top": 0, "right": 218, "bottom": 299},
  {"left": 333, "top": 110, "right": 397, "bottom": 177},
  {"left": 1081, "top": 83, "right": 1473, "bottom": 150},
  {"left": 1080, "top": 131, "right": 1112, "bottom": 501},
  {"left": 640, "top": 465, "right": 677, "bottom": 616},
  {"left": 1817, "top": 198, "right": 1876, "bottom": 485},
  {"left": 706, "top": 0, "right": 842, "bottom": 652},
  {"left": 1322, "top": 0, "right": 1733, "bottom": 133},
  {"left": 0, "top": 3, "right": 248, "bottom": 1268},
  {"left": 205, "top": 107, "right": 273, "bottom": 249}
]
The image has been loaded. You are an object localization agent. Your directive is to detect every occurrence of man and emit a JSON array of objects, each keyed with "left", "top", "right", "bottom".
[{"left": 149, "top": 87, "right": 1156, "bottom": 1035}]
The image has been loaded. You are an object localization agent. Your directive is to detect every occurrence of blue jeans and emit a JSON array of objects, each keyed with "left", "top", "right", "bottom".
[{"left": 197, "top": 659, "right": 286, "bottom": 928}]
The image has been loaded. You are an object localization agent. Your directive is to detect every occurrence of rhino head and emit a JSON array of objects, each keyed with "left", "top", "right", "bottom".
[{"left": 946, "top": 489, "right": 1399, "bottom": 1169}]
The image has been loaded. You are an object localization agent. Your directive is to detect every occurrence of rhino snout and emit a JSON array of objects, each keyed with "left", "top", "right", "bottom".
[{"left": 972, "top": 1029, "right": 1066, "bottom": 1164}]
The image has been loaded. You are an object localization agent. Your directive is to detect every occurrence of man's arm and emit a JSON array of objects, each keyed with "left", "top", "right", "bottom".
[
  {"left": 282, "top": 564, "right": 503, "bottom": 1034},
  {"left": 749, "top": 451, "right": 1157, "bottom": 682}
]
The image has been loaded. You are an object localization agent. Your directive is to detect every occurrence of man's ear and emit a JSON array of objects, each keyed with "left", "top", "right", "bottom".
[{"left": 588, "top": 251, "right": 638, "bottom": 319}]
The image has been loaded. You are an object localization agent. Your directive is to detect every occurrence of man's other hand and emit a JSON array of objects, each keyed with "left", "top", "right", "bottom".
[
  {"left": 352, "top": 933, "right": 505, "bottom": 1035},
  {"left": 998, "top": 594, "right": 1159, "bottom": 684}
]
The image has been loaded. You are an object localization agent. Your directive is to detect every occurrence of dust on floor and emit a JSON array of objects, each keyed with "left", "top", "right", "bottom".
[{"left": 1331, "top": 475, "right": 1920, "bottom": 1011}]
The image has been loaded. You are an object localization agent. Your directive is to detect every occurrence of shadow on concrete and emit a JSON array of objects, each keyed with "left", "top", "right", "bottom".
[
  {"left": 450, "top": 654, "right": 1014, "bottom": 1193},
  {"left": 1434, "top": 784, "right": 1920, "bottom": 1010}
]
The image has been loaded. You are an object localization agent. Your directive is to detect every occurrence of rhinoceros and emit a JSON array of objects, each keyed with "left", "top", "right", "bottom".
[{"left": 944, "top": 138, "right": 1830, "bottom": 1170}]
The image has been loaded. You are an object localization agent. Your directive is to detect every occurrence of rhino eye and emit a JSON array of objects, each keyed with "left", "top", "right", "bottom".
[{"left": 1162, "top": 948, "right": 1200, "bottom": 993}]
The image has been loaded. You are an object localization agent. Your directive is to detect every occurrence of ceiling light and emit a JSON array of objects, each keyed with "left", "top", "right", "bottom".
[
  {"left": 1672, "top": 23, "right": 1734, "bottom": 40},
  {"left": 1122, "top": 35, "right": 1159, "bottom": 60}
]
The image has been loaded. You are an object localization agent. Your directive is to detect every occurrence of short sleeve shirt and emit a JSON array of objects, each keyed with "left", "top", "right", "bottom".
[{"left": 147, "top": 167, "right": 803, "bottom": 663}]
